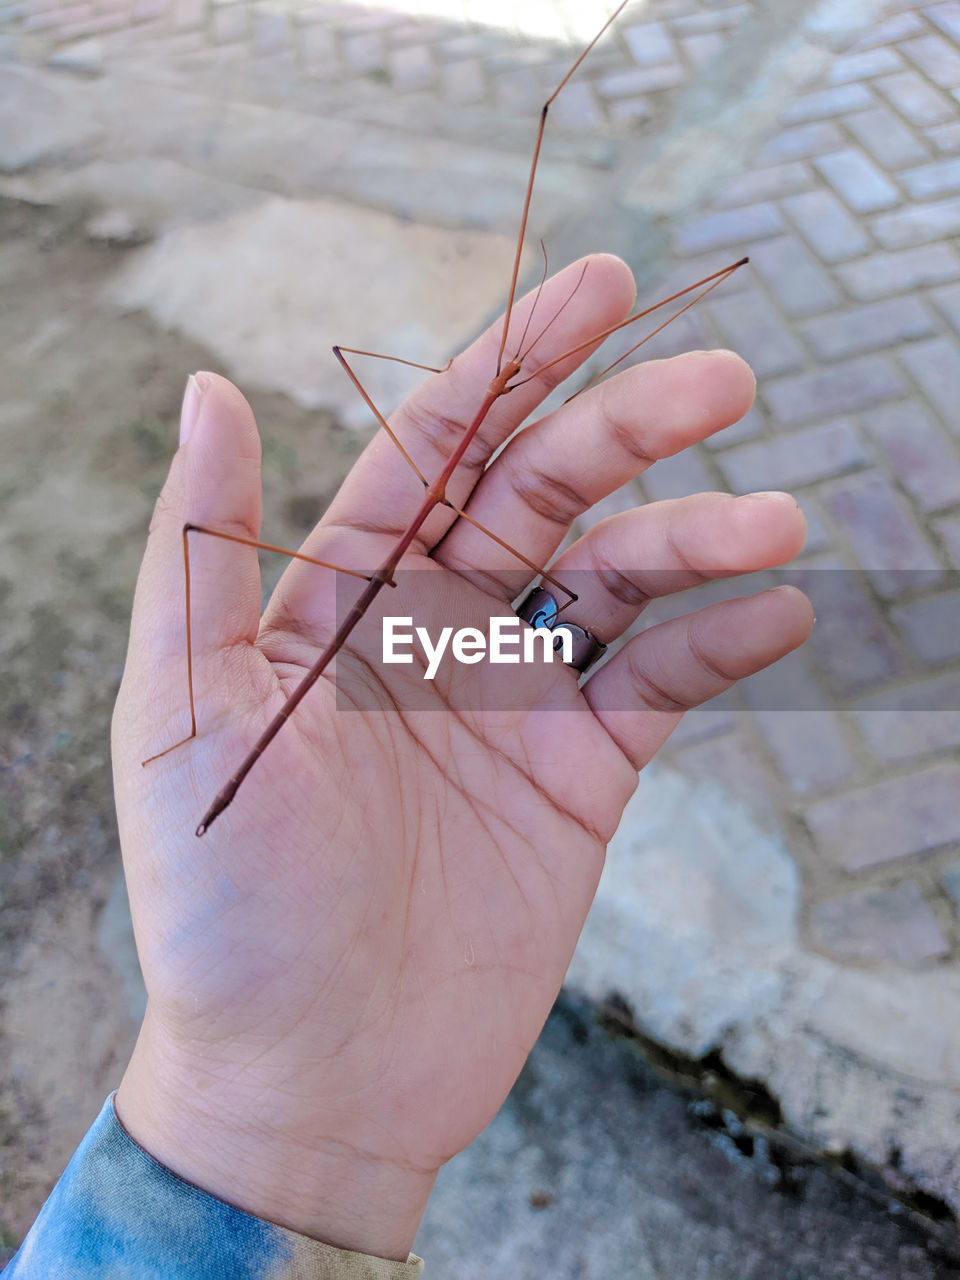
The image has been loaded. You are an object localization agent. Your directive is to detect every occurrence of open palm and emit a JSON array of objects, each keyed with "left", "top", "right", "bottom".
[{"left": 112, "top": 255, "right": 812, "bottom": 1262}]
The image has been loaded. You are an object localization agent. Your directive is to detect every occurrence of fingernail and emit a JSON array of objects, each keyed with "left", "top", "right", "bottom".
[
  {"left": 740, "top": 490, "right": 792, "bottom": 503},
  {"left": 179, "top": 372, "right": 207, "bottom": 446}
]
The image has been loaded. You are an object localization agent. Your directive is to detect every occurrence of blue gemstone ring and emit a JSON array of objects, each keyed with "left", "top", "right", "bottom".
[{"left": 515, "top": 586, "right": 608, "bottom": 675}]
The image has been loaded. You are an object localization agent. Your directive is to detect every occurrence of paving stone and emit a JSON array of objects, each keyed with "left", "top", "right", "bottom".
[
  {"left": 781, "top": 189, "right": 870, "bottom": 262},
  {"left": 800, "top": 297, "right": 934, "bottom": 361},
  {"left": 805, "top": 762, "right": 960, "bottom": 870},
  {"left": 389, "top": 42, "right": 433, "bottom": 93},
  {"left": 813, "top": 148, "right": 901, "bottom": 213},
  {"left": 342, "top": 30, "right": 385, "bottom": 73},
  {"left": 927, "top": 2, "right": 960, "bottom": 44},
  {"left": 900, "top": 155, "right": 960, "bottom": 198},
  {"left": 669, "top": 6, "right": 751, "bottom": 35},
  {"left": 300, "top": 24, "right": 336, "bottom": 73},
  {"left": 252, "top": 10, "right": 288, "bottom": 57},
  {"left": 550, "top": 79, "right": 603, "bottom": 130},
  {"left": 718, "top": 419, "right": 867, "bottom": 493},
  {"left": 597, "top": 64, "right": 684, "bottom": 96},
  {"left": 835, "top": 243, "right": 960, "bottom": 300},
  {"left": 671, "top": 726, "right": 779, "bottom": 816},
  {"left": 827, "top": 47, "right": 904, "bottom": 85},
  {"left": 795, "top": 491, "right": 831, "bottom": 554},
  {"left": 754, "top": 121, "right": 847, "bottom": 166},
  {"left": 607, "top": 95, "right": 653, "bottom": 124},
  {"left": 295, "top": 3, "right": 339, "bottom": 24},
  {"left": 58, "top": 12, "right": 125, "bottom": 38},
  {"left": 900, "top": 337, "right": 960, "bottom": 431},
  {"left": 780, "top": 83, "right": 875, "bottom": 124},
  {"left": 764, "top": 355, "right": 905, "bottom": 427},
  {"left": 743, "top": 654, "right": 854, "bottom": 793},
  {"left": 874, "top": 69, "right": 956, "bottom": 125},
  {"left": 704, "top": 288, "right": 804, "bottom": 377},
  {"left": 624, "top": 295, "right": 711, "bottom": 363},
  {"left": 794, "top": 558, "right": 905, "bottom": 694},
  {"left": 892, "top": 588, "right": 960, "bottom": 663},
  {"left": 493, "top": 65, "right": 541, "bottom": 115},
  {"left": 703, "top": 401, "right": 766, "bottom": 449},
  {"left": 853, "top": 673, "right": 960, "bottom": 761},
  {"left": 873, "top": 194, "right": 960, "bottom": 248},
  {"left": 640, "top": 445, "right": 715, "bottom": 502},
  {"left": 941, "top": 859, "right": 960, "bottom": 908},
  {"left": 936, "top": 512, "right": 960, "bottom": 563},
  {"left": 171, "top": 0, "right": 201, "bottom": 28},
  {"left": 821, "top": 469, "right": 943, "bottom": 599},
  {"left": 125, "top": 0, "right": 164, "bottom": 20},
  {"left": 661, "top": 700, "right": 736, "bottom": 749},
  {"left": 756, "top": 702, "right": 855, "bottom": 792},
  {"left": 23, "top": 3, "right": 91, "bottom": 29},
  {"left": 867, "top": 400, "right": 960, "bottom": 511},
  {"left": 849, "top": 10, "right": 926, "bottom": 49},
  {"left": 809, "top": 882, "right": 949, "bottom": 964},
  {"left": 672, "top": 202, "right": 782, "bottom": 255},
  {"left": 337, "top": 8, "right": 399, "bottom": 36},
  {"left": 623, "top": 19, "right": 676, "bottom": 67},
  {"left": 679, "top": 31, "right": 724, "bottom": 68},
  {"left": 210, "top": 4, "right": 246, "bottom": 44},
  {"left": 932, "top": 279, "right": 960, "bottom": 332},
  {"left": 901, "top": 33, "right": 960, "bottom": 89},
  {"left": 927, "top": 119, "right": 960, "bottom": 151},
  {"left": 844, "top": 104, "right": 931, "bottom": 168},
  {"left": 712, "top": 161, "right": 814, "bottom": 209},
  {"left": 440, "top": 56, "right": 486, "bottom": 107},
  {"left": 749, "top": 235, "right": 841, "bottom": 316}
]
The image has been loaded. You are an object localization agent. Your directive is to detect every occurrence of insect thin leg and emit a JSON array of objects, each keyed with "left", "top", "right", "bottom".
[
  {"left": 141, "top": 523, "right": 372, "bottom": 767},
  {"left": 440, "top": 499, "right": 577, "bottom": 610}
]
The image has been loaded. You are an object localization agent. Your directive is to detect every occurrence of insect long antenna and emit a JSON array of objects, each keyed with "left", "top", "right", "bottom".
[
  {"left": 496, "top": 0, "right": 633, "bottom": 376},
  {"left": 512, "top": 239, "right": 551, "bottom": 364},
  {"left": 564, "top": 258, "right": 748, "bottom": 402},
  {"left": 516, "top": 261, "right": 591, "bottom": 370},
  {"left": 509, "top": 257, "right": 749, "bottom": 391}
]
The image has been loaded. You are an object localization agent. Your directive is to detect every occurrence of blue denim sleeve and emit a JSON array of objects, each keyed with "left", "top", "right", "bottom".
[{"left": 3, "top": 1095, "right": 424, "bottom": 1280}]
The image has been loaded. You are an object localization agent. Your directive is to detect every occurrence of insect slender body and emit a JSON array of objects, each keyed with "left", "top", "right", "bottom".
[
  {"left": 195, "top": 381, "right": 510, "bottom": 835},
  {"left": 145, "top": 1, "right": 749, "bottom": 835}
]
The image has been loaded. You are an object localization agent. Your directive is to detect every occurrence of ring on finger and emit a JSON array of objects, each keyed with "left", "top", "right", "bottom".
[{"left": 515, "top": 586, "right": 608, "bottom": 675}]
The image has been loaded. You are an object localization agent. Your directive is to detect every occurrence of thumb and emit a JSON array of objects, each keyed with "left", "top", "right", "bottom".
[{"left": 127, "top": 371, "right": 264, "bottom": 671}]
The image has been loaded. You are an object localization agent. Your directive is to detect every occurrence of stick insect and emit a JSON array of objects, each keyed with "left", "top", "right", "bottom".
[{"left": 144, "top": 0, "right": 748, "bottom": 836}]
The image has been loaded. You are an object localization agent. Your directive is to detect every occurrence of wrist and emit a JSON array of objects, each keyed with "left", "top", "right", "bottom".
[{"left": 116, "top": 1010, "right": 436, "bottom": 1262}]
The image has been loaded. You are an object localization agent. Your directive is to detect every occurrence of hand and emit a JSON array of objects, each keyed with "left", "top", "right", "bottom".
[{"left": 112, "top": 254, "right": 812, "bottom": 1262}]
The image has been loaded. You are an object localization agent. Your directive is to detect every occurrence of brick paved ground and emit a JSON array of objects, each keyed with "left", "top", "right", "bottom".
[
  {"left": 617, "top": 0, "right": 960, "bottom": 970},
  {"left": 2, "top": 0, "right": 960, "bottom": 968}
]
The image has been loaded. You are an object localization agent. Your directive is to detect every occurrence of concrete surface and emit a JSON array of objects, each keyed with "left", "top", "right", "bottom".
[
  {"left": 417, "top": 992, "right": 960, "bottom": 1278},
  {"left": 3, "top": 0, "right": 960, "bottom": 1272}
]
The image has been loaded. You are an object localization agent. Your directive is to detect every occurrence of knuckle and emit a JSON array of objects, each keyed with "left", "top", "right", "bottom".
[
  {"left": 395, "top": 394, "right": 467, "bottom": 456},
  {"left": 687, "top": 624, "right": 737, "bottom": 687},
  {"left": 663, "top": 525, "right": 712, "bottom": 585},
  {"left": 625, "top": 652, "right": 690, "bottom": 714},
  {"left": 508, "top": 461, "right": 590, "bottom": 527},
  {"left": 596, "top": 565, "right": 651, "bottom": 611},
  {"left": 523, "top": 352, "right": 571, "bottom": 398},
  {"left": 599, "top": 381, "right": 655, "bottom": 467}
]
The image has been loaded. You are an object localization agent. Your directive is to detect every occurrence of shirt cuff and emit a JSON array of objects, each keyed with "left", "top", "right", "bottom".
[{"left": 5, "top": 1094, "right": 425, "bottom": 1280}]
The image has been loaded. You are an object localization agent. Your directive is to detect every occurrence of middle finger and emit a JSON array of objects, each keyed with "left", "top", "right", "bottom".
[{"left": 431, "top": 348, "right": 755, "bottom": 601}]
